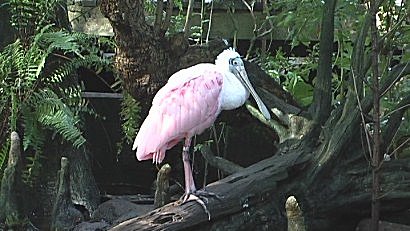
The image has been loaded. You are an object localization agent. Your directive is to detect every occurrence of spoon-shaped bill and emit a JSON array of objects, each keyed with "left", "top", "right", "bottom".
[{"left": 234, "top": 67, "right": 271, "bottom": 120}]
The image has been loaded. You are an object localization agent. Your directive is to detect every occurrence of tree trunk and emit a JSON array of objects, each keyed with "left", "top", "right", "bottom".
[
  {"left": 0, "top": 4, "right": 15, "bottom": 49},
  {"left": 100, "top": 0, "right": 236, "bottom": 112}
]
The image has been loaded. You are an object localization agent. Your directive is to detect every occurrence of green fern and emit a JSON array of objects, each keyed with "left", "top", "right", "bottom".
[
  {"left": 1, "top": 0, "right": 113, "bottom": 186},
  {"left": 0, "top": 139, "right": 10, "bottom": 180},
  {"left": 32, "top": 90, "right": 86, "bottom": 148},
  {"left": 22, "top": 151, "right": 44, "bottom": 187},
  {"left": 117, "top": 92, "right": 141, "bottom": 155},
  {"left": 8, "top": 0, "right": 64, "bottom": 35}
]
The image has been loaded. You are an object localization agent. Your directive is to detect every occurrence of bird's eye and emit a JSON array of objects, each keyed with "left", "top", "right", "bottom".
[{"left": 229, "top": 58, "right": 241, "bottom": 66}]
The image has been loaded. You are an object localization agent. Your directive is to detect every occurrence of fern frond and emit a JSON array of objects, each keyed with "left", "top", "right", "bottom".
[
  {"left": 27, "top": 90, "right": 86, "bottom": 148},
  {"left": 22, "top": 151, "right": 44, "bottom": 187},
  {"left": 8, "top": 0, "right": 64, "bottom": 34},
  {"left": 37, "top": 31, "right": 81, "bottom": 56},
  {"left": 21, "top": 107, "right": 45, "bottom": 152},
  {"left": 120, "top": 92, "right": 141, "bottom": 143},
  {"left": 8, "top": 0, "right": 39, "bottom": 30},
  {"left": 47, "top": 54, "right": 111, "bottom": 84},
  {"left": 117, "top": 92, "right": 141, "bottom": 155},
  {"left": 0, "top": 137, "right": 10, "bottom": 178}
]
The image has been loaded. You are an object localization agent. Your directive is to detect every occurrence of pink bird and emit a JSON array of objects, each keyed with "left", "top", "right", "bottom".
[{"left": 133, "top": 48, "right": 270, "bottom": 214}]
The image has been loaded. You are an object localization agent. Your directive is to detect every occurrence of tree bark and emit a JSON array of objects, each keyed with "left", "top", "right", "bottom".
[
  {"left": 110, "top": 141, "right": 410, "bottom": 231},
  {"left": 100, "top": 0, "right": 172, "bottom": 104},
  {"left": 309, "top": 0, "right": 337, "bottom": 125}
]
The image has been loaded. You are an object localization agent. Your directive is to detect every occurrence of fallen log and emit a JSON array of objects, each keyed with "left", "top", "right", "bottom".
[
  {"left": 110, "top": 147, "right": 309, "bottom": 231},
  {"left": 110, "top": 141, "right": 410, "bottom": 230}
]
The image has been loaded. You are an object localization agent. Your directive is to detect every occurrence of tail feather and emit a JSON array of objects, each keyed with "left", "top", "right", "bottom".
[{"left": 133, "top": 110, "right": 167, "bottom": 162}]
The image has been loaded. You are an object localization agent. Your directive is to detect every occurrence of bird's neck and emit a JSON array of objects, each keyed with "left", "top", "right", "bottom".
[{"left": 220, "top": 72, "right": 249, "bottom": 111}]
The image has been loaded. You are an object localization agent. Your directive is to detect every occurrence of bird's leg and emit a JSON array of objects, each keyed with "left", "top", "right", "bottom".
[
  {"left": 180, "top": 137, "right": 213, "bottom": 220},
  {"left": 182, "top": 137, "right": 196, "bottom": 195}
]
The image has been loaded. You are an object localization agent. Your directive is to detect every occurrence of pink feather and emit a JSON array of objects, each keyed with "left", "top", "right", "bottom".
[{"left": 133, "top": 63, "right": 224, "bottom": 163}]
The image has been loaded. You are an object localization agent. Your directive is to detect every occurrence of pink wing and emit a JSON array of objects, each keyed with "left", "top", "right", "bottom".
[{"left": 133, "top": 64, "right": 224, "bottom": 163}]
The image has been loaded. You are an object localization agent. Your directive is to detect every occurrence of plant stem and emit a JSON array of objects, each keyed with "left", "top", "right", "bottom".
[
  {"left": 11, "top": 91, "right": 17, "bottom": 132},
  {"left": 370, "top": 0, "right": 381, "bottom": 230},
  {"left": 183, "top": 0, "right": 194, "bottom": 37}
]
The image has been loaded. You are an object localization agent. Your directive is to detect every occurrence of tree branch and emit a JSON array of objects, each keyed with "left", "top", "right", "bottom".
[
  {"left": 161, "top": 0, "right": 174, "bottom": 34},
  {"left": 110, "top": 142, "right": 410, "bottom": 230},
  {"left": 370, "top": 0, "right": 381, "bottom": 227},
  {"left": 199, "top": 145, "right": 244, "bottom": 175},
  {"left": 154, "top": 0, "right": 164, "bottom": 33},
  {"left": 381, "top": 94, "right": 410, "bottom": 155},
  {"left": 309, "top": 0, "right": 337, "bottom": 125},
  {"left": 309, "top": 61, "right": 410, "bottom": 180},
  {"left": 183, "top": 0, "right": 194, "bottom": 37},
  {"left": 259, "top": 88, "right": 310, "bottom": 119}
]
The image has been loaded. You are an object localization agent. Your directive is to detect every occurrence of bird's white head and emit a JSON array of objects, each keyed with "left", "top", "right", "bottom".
[
  {"left": 215, "top": 48, "right": 271, "bottom": 120},
  {"left": 215, "top": 48, "right": 241, "bottom": 70}
]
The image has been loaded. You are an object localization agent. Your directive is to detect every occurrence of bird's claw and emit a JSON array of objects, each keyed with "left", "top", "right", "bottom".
[
  {"left": 181, "top": 193, "right": 211, "bottom": 220},
  {"left": 195, "top": 189, "right": 223, "bottom": 200},
  {"left": 179, "top": 190, "right": 223, "bottom": 220}
]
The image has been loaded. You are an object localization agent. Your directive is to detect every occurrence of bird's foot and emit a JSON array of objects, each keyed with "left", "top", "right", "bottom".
[{"left": 179, "top": 189, "right": 223, "bottom": 220}]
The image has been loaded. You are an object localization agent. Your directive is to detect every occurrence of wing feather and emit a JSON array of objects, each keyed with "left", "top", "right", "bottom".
[{"left": 133, "top": 64, "right": 224, "bottom": 163}]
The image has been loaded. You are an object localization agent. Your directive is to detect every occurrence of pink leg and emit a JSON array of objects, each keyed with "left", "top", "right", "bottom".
[
  {"left": 182, "top": 137, "right": 196, "bottom": 194},
  {"left": 180, "top": 137, "right": 220, "bottom": 220}
]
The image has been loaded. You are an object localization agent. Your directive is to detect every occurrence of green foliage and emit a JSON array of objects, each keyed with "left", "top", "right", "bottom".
[
  {"left": 144, "top": 0, "right": 185, "bottom": 34},
  {"left": 261, "top": 0, "right": 409, "bottom": 156},
  {"left": 22, "top": 151, "right": 44, "bottom": 187},
  {"left": 0, "top": 139, "right": 10, "bottom": 180},
  {"left": 260, "top": 48, "right": 316, "bottom": 106},
  {"left": 117, "top": 92, "right": 141, "bottom": 155},
  {"left": 269, "top": 0, "right": 324, "bottom": 47},
  {"left": 1, "top": 29, "right": 87, "bottom": 149},
  {"left": 0, "top": 0, "right": 112, "bottom": 186},
  {"left": 381, "top": 77, "right": 410, "bottom": 156}
]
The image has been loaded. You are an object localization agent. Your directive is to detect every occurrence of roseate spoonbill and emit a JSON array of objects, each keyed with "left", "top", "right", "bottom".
[{"left": 133, "top": 48, "right": 270, "bottom": 214}]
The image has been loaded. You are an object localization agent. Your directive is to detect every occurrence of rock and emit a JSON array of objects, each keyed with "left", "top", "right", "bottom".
[
  {"left": 73, "top": 220, "right": 110, "bottom": 231},
  {"left": 356, "top": 219, "right": 410, "bottom": 231},
  {"left": 114, "top": 204, "right": 156, "bottom": 225},
  {"left": 92, "top": 199, "right": 154, "bottom": 224}
]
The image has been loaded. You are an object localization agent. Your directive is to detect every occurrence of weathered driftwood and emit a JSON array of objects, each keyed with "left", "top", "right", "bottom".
[
  {"left": 109, "top": 145, "right": 309, "bottom": 231},
  {"left": 199, "top": 145, "right": 244, "bottom": 175},
  {"left": 356, "top": 219, "right": 410, "bottom": 231},
  {"left": 0, "top": 132, "right": 27, "bottom": 228},
  {"left": 102, "top": 195, "right": 154, "bottom": 204},
  {"left": 110, "top": 145, "right": 410, "bottom": 231}
]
